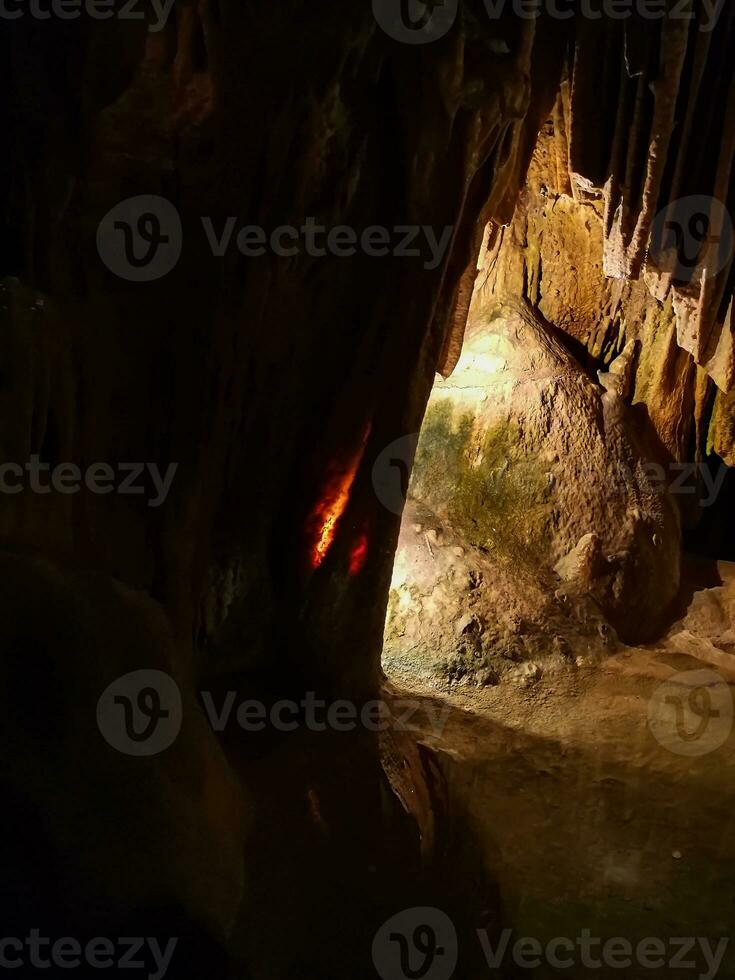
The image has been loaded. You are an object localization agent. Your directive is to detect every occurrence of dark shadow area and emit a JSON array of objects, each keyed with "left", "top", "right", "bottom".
[{"left": 684, "top": 454, "right": 735, "bottom": 562}]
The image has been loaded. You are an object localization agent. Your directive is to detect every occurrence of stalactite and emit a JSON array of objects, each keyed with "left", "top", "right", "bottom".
[{"left": 561, "top": 8, "right": 735, "bottom": 393}]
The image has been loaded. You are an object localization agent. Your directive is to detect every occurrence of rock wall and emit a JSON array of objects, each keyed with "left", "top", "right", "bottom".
[
  {"left": 399, "top": 299, "right": 682, "bottom": 646},
  {"left": 4, "top": 5, "right": 732, "bottom": 727},
  {"left": 477, "top": 105, "right": 735, "bottom": 524},
  {"left": 384, "top": 290, "right": 682, "bottom": 687},
  {"left": 1, "top": 6, "right": 568, "bottom": 970},
  {"left": 0, "top": 6, "right": 567, "bottom": 697},
  {"left": 476, "top": 117, "right": 734, "bottom": 466},
  {"left": 388, "top": 9, "right": 735, "bottom": 663},
  {"left": 441, "top": 7, "right": 735, "bottom": 470}
]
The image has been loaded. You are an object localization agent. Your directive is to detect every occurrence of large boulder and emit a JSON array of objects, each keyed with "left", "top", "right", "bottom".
[{"left": 405, "top": 301, "right": 681, "bottom": 643}]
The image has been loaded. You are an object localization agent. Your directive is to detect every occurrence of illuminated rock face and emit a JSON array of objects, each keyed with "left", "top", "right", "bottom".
[
  {"left": 387, "top": 55, "right": 735, "bottom": 667},
  {"left": 473, "top": 119, "right": 735, "bottom": 470},
  {"left": 385, "top": 300, "right": 681, "bottom": 671},
  {"left": 484, "top": 109, "right": 735, "bottom": 556},
  {"left": 389, "top": 63, "right": 735, "bottom": 664}
]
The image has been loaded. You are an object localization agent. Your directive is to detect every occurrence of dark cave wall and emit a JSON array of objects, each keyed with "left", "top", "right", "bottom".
[
  {"left": 1, "top": 3, "right": 567, "bottom": 698},
  {"left": 0, "top": 11, "right": 571, "bottom": 961}
]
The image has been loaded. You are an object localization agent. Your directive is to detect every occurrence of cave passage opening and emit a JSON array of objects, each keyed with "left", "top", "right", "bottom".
[
  {"left": 381, "top": 102, "right": 735, "bottom": 694},
  {"left": 376, "top": 206, "right": 735, "bottom": 980}
]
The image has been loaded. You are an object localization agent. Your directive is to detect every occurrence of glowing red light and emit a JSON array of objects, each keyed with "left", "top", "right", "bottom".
[
  {"left": 308, "top": 424, "right": 371, "bottom": 570},
  {"left": 348, "top": 533, "right": 369, "bottom": 576}
]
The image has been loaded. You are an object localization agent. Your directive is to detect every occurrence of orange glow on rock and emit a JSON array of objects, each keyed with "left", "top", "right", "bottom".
[
  {"left": 348, "top": 532, "right": 369, "bottom": 576},
  {"left": 309, "top": 424, "right": 371, "bottom": 570}
]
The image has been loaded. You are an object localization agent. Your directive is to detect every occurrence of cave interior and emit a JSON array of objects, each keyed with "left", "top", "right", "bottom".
[{"left": 2, "top": 3, "right": 735, "bottom": 978}]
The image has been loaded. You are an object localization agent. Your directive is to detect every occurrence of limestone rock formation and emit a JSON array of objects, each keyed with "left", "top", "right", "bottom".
[
  {"left": 434, "top": 302, "right": 676, "bottom": 637},
  {"left": 554, "top": 532, "right": 603, "bottom": 585}
]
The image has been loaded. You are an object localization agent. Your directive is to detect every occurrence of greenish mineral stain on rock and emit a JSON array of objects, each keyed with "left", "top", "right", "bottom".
[{"left": 410, "top": 399, "right": 551, "bottom": 562}]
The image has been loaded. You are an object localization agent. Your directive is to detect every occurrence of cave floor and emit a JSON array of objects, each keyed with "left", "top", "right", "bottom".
[{"left": 384, "top": 558, "right": 735, "bottom": 979}]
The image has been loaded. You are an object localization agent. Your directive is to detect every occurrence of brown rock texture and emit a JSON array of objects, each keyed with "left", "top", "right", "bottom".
[
  {"left": 476, "top": 105, "right": 735, "bottom": 496},
  {"left": 0, "top": 8, "right": 568, "bottom": 696},
  {"left": 388, "top": 299, "right": 681, "bottom": 650}
]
